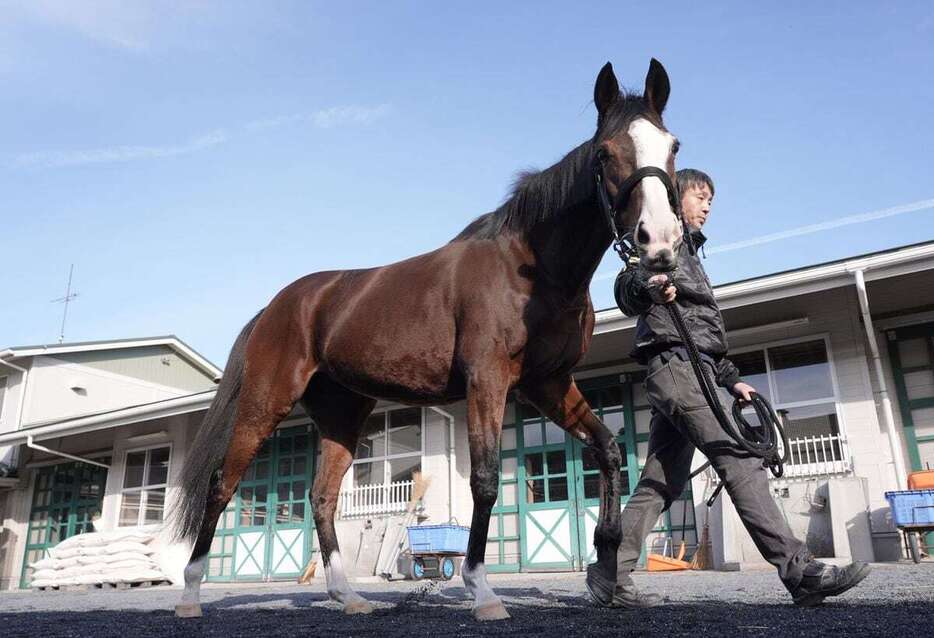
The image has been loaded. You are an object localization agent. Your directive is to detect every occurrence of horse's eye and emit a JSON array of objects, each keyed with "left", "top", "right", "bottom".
[
  {"left": 672, "top": 140, "right": 681, "bottom": 155},
  {"left": 596, "top": 148, "right": 609, "bottom": 162}
]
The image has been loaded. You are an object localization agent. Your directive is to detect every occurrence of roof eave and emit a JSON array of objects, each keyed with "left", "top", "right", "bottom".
[{"left": 595, "top": 241, "right": 934, "bottom": 327}]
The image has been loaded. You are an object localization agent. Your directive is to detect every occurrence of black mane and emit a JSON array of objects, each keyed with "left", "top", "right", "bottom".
[{"left": 454, "top": 91, "right": 650, "bottom": 241}]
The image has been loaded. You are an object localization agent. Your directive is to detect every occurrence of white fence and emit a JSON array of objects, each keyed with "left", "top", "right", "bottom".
[
  {"left": 340, "top": 480, "right": 415, "bottom": 517},
  {"left": 780, "top": 434, "right": 852, "bottom": 478}
]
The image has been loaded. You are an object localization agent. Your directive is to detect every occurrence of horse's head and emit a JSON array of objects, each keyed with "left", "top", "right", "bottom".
[{"left": 593, "top": 59, "right": 682, "bottom": 272}]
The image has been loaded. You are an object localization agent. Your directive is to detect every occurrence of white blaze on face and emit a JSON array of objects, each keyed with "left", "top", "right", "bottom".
[{"left": 627, "top": 118, "right": 682, "bottom": 260}]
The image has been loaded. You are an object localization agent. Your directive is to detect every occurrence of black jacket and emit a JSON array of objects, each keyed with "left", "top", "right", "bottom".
[{"left": 614, "top": 231, "right": 741, "bottom": 390}]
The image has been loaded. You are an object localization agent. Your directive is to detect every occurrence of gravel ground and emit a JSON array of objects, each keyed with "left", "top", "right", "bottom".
[{"left": 2, "top": 562, "right": 932, "bottom": 637}]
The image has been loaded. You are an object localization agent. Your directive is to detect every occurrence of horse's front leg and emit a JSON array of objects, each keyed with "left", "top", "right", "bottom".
[
  {"left": 519, "top": 375, "right": 623, "bottom": 607},
  {"left": 462, "top": 372, "right": 511, "bottom": 621}
]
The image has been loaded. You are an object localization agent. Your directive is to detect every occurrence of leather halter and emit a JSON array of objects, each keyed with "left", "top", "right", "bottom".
[{"left": 593, "top": 161, "right": 688, "bottom": 260}]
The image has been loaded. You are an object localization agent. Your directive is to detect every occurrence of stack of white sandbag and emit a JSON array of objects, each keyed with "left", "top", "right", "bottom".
[{"left": 29, "top": 528, "right": 167, "bottom": 588}]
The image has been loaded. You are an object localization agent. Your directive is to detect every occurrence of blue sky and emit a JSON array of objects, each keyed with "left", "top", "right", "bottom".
[{"left": 2, "top": 1, "right": 933, "bottom": 366}]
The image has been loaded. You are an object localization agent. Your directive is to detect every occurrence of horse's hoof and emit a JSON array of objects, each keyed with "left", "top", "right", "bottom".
[
  {"left": 473, "top": 600, "right": 511, "bottom": 621},
  {"left": 174, "top": 603, "right": 203, "bottom": 618},
  {"left": 585, "top": 564, "right": 615, "bottom": 607},
  {"left": 343, "top": 599, "right": 374, "bottom": 615}
]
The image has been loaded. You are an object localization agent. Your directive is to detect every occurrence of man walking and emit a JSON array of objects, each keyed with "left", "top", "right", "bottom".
[{"left": 611, "top": 168, "right": 870, "bottom": 607}]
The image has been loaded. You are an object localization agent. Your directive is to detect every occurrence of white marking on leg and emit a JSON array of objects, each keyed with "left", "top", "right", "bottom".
[
  {"left": 628, "top": 118, "right": 681, "bottom": 254},
  {"left": 180, "top": 556, "right": 205, "bottom": 605},
  {"left": 325, "top": 550, "right": 365, "bottom": 605},
  {"left": 462, "top": 562, "right": 500, "bottom": 607}
]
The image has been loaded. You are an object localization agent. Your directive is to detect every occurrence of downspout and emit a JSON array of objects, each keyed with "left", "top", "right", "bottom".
[
  {"left": 448, "top": 412, "right": 456, "bottom": 521},
  {"left": 852, "top": 269, "right": 908, "bottom": 488},
  {"left": 428, "top": 406, "right": 457, "bottom": 521},
  {"left": 0, "top": 352, "right": 29, "bottom": 472}
]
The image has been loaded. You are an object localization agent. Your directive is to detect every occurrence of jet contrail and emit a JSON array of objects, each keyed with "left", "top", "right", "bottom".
[
  {"left": 592, "top": 197, "right": 934, "bottom": 282},
  {"left": 706, "top": 198, "right": 934, "bottom": 255}
]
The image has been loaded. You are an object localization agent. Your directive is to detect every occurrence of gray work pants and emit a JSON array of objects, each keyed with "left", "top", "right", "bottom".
[{"left": 617, "top": 351, "right": 811, "bottom": 591}]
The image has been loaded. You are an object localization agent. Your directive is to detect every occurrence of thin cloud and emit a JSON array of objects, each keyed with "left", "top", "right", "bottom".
[
  {"left": 592, "top": 198, "right": 934, "bottom": 282},
  {"left": 12, "top": 130, "right": 228, "bottom": 169},
  {"left": 312, "top": 104, "right": 391, "bottom": 128},
  {"left": 10, "top": 102, "right": 391, "bottom": 170},
  {"left": 705, "top": 198, "right": 934, "bottom": 255},
  {"left": 10, "top": 0, "right": 161, "bottom": 51},
  {"left": 245, "top": 104, "right": 392, "bottom": 132}
]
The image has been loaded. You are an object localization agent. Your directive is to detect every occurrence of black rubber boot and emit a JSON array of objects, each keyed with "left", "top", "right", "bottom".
[
  {"left": 610, "top": 582, "right": 663, "bottom": 609},
  {"left": 791, "top": 561, "right": 871, "bottom": 607}
]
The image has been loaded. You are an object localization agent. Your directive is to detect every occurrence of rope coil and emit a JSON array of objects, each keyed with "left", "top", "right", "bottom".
[{"left": 667, "top": 302, "right": 790, "bottom": 504}]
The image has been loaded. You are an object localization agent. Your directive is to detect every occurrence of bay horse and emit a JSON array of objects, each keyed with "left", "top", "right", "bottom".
[{"left": 172, "top": 58, "right": 683, "bottom": 621}]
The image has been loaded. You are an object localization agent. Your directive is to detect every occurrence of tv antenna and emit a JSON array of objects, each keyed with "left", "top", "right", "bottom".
[{"left": 51, "top": 264, "right": 79, "bottom": 344}]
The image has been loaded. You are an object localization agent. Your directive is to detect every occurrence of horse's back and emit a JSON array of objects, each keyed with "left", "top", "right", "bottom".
[
  {"left": 304, "top": 244, "right": 471, "bottom": 402},
  {"left": 249, "top": 236, "right": 537, "bottom": 403}
]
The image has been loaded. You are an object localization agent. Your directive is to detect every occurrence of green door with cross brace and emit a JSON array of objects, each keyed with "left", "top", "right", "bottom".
[
  {"left": 888, "top": 322, "right": 934, "bottom": 472},
  {"left": 205, "top": 423, "right": 317, "bottom": 582},
  {"left": 887, "top": 322, "right": 934, "bottom": 553},
  {"left": 484, "top": 373, "right": 696, "bottom": 572},
  {"left": 20, "top": 461, "right": 109, "bottom": 588}
]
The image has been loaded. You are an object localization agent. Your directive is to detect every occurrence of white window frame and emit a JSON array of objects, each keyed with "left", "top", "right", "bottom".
[
  {"left": 351, "top": 407, "right": 425, "bottom": 488},
  {"left": 730, "top": 333, "right": 851, "bottom": 473},
  {"left": 118, "top": 443, "right": 172, "bottom": 528},
  {"left": 0, "top": 375, "right": 8, "bottom": 424}
]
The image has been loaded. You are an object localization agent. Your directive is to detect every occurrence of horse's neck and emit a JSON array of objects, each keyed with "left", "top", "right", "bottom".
[{"left": 527, "top": 201, "right": 612, "bottom": 302}]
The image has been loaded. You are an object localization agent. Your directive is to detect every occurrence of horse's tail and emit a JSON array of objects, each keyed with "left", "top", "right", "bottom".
[{"left": 171, "top": 310, "right": 263, "bottom": 544}]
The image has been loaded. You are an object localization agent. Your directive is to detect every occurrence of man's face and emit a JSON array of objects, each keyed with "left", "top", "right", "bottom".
[{"left": 681, "top": 184, "right": 713, "bottom": 231}]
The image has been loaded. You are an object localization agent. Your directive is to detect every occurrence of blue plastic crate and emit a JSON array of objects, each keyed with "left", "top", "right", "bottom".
[
  {"left": 885, "top": 490, "right": 934, "bottom": 527},
  {"left": 406, "top": 524, "right": 470, "bottom": 554}
]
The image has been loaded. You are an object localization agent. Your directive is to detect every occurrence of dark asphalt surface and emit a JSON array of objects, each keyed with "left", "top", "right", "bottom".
[{"left": 3, "top": 562, "right": 932, "bottom": 637}]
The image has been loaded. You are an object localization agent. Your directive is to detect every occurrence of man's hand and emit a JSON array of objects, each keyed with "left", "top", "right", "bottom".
[
  {"left": 732, "top": 382, "right": 756, "bottom": 402},
  {"left": 647, "top": 274, "right": 676, "bottom": 304}
]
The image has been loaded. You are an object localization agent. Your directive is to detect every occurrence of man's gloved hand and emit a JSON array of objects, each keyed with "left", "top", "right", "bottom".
[{"left": 647, "top": 274, "right": 677, "bottom": 304}]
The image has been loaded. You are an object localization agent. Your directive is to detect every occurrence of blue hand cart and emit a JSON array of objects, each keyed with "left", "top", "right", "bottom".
[
  {"left": 885, "top": 490, "right": 934, "bottom": 563},
  {"left": 403, "top": 524, "right": 470, "bottom": 580}
]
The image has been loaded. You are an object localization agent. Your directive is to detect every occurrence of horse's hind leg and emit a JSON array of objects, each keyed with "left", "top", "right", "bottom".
[
  {"left": 519, "top": 375, "right": 623, "bottom": 607},
  {"left": 300, "top": 374, "right": 376, "bottom": 615},
  {"left": 176, "top": 336, "right": 316, "bottom": 616},
  {"left": 175, "top": 421, "right": 269, "bottom": 618}
]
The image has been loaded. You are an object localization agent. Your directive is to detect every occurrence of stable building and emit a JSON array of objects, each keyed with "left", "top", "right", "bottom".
[{"left": 1, "top": 240, "right": 933, "bottom": 590}]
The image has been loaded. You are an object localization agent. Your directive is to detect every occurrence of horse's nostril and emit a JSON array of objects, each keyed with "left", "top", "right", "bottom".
[
  {"left": 641, "top": 251, "right": 675, "bottom": 273},
  {"left": 636, "top": 223, "right": 650, "bottom": 245}
]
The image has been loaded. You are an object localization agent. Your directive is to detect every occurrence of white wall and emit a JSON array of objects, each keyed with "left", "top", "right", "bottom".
[
  {"left": 22, "top": 356, "right": 189, "bottom": 426},
  {"left": 0, "top": 411, "right": 200, "bottom": 590},
  {"left": 333, "top": 403, "right": 471, "bottom": 577},
  {"left": 0, "top": 363, "right": 29, "bottom": 469}
]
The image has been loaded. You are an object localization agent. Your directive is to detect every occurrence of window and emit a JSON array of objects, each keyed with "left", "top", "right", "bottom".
[
  {"left": 352, "top": 407, "right": 423, "bottom": 487},
  {"left": 119, "top": 446, "right": 170, "bottom": 527},
  {"left": 0, "top": 376, "right": 7, "bottom": 423},
  {"left": 732, "top": 338, "right": 845, "bottom": 467}
]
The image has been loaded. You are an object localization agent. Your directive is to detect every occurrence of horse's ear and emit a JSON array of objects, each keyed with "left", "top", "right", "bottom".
[
  {"left": 644, "top": 58, "right": 670, "bottom": 116},
  {"left": 594, "top": 62, "right": 619, "bottom": 121}
]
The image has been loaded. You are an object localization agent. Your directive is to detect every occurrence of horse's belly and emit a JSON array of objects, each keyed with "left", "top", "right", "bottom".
[{"left": 322, "top": 326, "right": 461, "bottom": 404}]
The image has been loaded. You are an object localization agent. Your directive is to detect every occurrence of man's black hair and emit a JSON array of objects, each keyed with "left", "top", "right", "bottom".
[{"left": 676, "top": 168, "right": 715, "bottom": 197}]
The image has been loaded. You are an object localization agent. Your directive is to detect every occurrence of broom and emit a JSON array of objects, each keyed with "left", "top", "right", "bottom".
[
  {"left": 298, "top": 558, "right": 317, "bottom": 584},
  {"left": 690, "top": 481, "right": 713, "bottom": 570},
  {"left": 376, "top": 471, "right": 431, "bottom": 577}
]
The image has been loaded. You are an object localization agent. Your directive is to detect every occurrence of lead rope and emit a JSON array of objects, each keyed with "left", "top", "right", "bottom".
[{"left": 669, "top": 301, "right": 790, "bottom": 506}]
